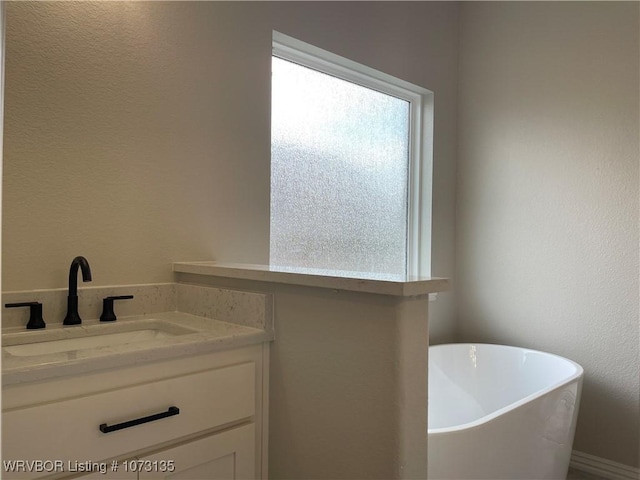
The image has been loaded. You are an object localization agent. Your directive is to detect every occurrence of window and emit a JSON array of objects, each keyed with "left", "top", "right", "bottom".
[{"left": 270, "top": 32, "right": 433, "bottom": 277}]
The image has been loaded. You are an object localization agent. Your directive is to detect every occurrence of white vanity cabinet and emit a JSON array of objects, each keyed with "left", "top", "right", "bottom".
[{"left": 2, "top": 344, "right": 268, "bottom": 480}]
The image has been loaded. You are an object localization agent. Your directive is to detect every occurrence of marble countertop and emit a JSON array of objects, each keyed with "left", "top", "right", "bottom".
[
  {"left": 174, "top": 262, "right": 450, "bottom": 297},
  {"left": 2, "top": 311, "right": 273, "bottom": 387}
]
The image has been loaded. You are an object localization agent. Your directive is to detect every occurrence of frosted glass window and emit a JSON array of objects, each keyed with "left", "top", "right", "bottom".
[{"left": 270, "top": 56, "right": 410, "bottom": 276}]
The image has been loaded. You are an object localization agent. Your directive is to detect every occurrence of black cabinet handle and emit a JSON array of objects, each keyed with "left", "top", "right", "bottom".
[{"left": 99, "top": 406, "right": 179, "bottom": 434}]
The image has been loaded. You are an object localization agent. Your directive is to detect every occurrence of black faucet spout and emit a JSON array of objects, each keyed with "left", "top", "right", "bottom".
[
  {"left": 63, "top": 256, "right": 92, "bottom": 326},
  {"left": 68, "top": 256, "right": 92, "bottom": 296}
]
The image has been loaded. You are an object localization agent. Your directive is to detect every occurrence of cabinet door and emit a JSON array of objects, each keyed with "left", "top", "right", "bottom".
[{"left": 139, "top": 424, "right": 255, "bottom": 480}]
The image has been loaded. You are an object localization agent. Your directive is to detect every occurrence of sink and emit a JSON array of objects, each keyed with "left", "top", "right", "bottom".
[
  {"left": 5, "top": 329, "right": 176, "bottom": 356},
  {"left": 3, "top": 320, "right": 198, "bottom": 357}
]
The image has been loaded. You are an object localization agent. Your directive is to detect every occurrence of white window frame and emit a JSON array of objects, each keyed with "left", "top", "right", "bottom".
[{"left": 271, "top": 31, "right": 434, "bottom": 277}]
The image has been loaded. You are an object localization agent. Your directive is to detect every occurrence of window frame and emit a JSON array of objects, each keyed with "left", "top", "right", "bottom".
[{"left": 271, "top": 31, "right": 434, "bottom": 277}]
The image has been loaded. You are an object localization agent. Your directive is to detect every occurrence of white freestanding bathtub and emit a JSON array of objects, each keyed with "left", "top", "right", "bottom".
[{"left": 428, "top": 343, "right": 583, "bottom": 480}]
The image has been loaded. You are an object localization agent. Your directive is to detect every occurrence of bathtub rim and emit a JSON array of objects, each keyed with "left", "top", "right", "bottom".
[{"left": 427, "top": 343, "right": 584, "bottom": 435}]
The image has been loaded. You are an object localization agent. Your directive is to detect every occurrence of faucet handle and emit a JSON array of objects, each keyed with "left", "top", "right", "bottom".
[
  {"left": 5, "top": 302, "right": 46, "bottom": 329},
  {"left": 100, "top": 295, "right": 134, "bottom": 322}
]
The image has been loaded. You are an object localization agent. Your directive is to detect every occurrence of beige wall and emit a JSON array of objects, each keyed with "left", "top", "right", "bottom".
[
  {"left": 0, "top": 2, "right": 5, "bottom": 304},
  {"left": 3, "top": 1, "right": 459, "bottom": 342},
  {"left": 4, "top": 2, "right": 272, "bottom": 290},
  {"left": 457, "top": 2, "right": 639, "bottom": 468}
]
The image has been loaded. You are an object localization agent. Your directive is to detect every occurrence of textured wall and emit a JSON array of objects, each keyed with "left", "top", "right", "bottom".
[
  {"left": 3, "top": 1, "right": 459, "bottom": 342},
  {"left": 457, "top": 2, "right": 639, "bottom": 467},
  {"left": 3, "top": 2, "right": 271, "bottom": 290}
]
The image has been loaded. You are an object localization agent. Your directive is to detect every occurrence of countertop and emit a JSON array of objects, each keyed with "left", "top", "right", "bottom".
[
  {"left": 174, "top": 262, "right": 450, "bottom": 297},
  {"left": 2, "top": 311, "right": 273, "bottom": 386}
]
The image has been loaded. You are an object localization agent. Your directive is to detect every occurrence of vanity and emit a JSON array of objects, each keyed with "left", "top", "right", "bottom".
[{"left": 2, "top": 283, "right": 273, "bottom": 479}]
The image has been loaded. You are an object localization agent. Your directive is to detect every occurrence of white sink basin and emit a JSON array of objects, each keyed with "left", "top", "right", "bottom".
[{"left": 3, "top": 320, "right": 198, "bottom": 357}]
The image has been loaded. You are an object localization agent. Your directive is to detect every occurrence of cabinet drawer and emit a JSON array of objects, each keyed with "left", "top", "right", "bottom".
[{"left": 3, "top": 362, "right": 255, "bottom": 477}]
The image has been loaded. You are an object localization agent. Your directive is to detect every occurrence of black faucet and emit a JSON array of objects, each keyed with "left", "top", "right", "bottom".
[{"left": 63, "top": 256, "right": 92, "bottom": 325}]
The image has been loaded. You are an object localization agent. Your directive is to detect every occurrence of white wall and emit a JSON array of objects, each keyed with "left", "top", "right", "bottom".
[
  {"left": 457, "top": 2, "right": 639, "bottom": 468},
  {"left": 3, "top": 1, "right": 459, "bottom": 342}
]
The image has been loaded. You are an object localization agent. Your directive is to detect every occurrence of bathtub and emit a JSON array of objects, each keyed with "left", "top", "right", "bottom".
[{"left": 428, "top": 343, "right": 583, "bottom": 480}]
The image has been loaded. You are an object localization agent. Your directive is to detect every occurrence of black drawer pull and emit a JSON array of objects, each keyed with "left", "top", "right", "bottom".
[{"left": 99, "top": 406, "right": 179, "bottom": 434}]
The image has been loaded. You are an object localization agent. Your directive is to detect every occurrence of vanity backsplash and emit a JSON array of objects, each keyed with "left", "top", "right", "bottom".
[{"left": 2, "top": 283, "right": 273, "bottom": 334}]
